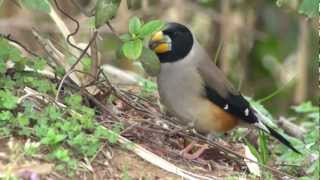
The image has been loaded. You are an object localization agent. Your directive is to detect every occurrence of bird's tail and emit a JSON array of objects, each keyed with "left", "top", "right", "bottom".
[{"left": 253, "top": 112, "right": 301, "bottom": 154}]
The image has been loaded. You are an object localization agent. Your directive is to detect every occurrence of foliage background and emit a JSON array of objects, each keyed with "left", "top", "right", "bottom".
[{"left": 0, "top": 0, "right": 318, "bottom": 179}]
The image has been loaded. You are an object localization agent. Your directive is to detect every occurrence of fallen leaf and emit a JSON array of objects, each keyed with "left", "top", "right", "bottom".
[{"left": 243, "top": 145, "right": 261, "bottom": 177}]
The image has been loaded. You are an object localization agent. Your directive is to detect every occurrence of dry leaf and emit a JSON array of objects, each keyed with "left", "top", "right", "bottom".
[{"left": 243, "top": 145, "right": 261, "bottom": 177}]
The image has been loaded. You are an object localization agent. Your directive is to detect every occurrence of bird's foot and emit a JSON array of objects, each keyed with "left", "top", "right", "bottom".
[{"left": 179, "top": 141, "right": 209, "bottom": 160}]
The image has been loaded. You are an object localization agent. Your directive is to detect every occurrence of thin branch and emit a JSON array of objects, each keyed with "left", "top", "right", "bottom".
[
  {"left": 106, "top": 22, "right": 118, "bottom": 36},
  {"left": 55, "top": 31, "right": 98, "bottom": 101},
  {"left": 191, "top": 133, "right": 297, "bottom": 179},
  {"left": 70, "top": 31, "right": 98, "bottom": 71},
  {"left": 0, "top": 33, "right": 39, "bottom": 57},
  {"left": 100, "top": 70, "right": 155, "bottom": 115},
  {"left": 52, "top": 0, "right": 84, "bottom": 54}
]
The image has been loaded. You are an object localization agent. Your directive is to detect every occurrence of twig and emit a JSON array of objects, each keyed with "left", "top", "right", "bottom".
[
  {"left": 52, "top": 0, "right": 85, "bottom": 54},
  {"left": 22, "top": 87, "right": 66, "bottom": 108},
  {"left": 31, "top": 28, "right": 64, "bottom": 61},
  {"left": 55, "top": 69, "right": 77, "bottom": 101},
  {"left": 100, "top": 71, "right": 155, "bottom": 115},
  {"left": 70, "top": 31, "right": 97, "bottom": 71},
  {"left": 106, "top": 22, "right": 118, "bottom": 36},
  {"left": 55, "top": 31, "right": 98, "bottom": 102},
  {"left": 90, "top": 30, "right": 100, "bottom": 80},
  {"left": 191, "top": 133, "right": 297, "bottom": 179},
  {"left": 0, "top": 33, "right": 39, "bottom": 57},
  {"left": 119, "top": 89, "right": 159, "bottom": 108}
]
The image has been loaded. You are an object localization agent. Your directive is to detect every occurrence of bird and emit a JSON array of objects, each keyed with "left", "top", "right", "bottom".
[{"left": 148, "top": 22, "right": 300, "bottom": 157}]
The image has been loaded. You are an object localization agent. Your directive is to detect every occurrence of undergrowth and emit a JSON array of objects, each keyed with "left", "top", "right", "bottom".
[{"left": 0, "top": 38, "right": 122, "bottom": 176}]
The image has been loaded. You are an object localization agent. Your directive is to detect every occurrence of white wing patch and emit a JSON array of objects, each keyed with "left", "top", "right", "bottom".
[
  {"left": 244, "top": 108, "right": 250, "bottom": 116},
  {"left": 224, "top": 104, "right": 229, "bottom": 110}
]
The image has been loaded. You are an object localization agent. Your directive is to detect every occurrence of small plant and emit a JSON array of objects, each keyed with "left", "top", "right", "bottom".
[
  {"left": 275, "top": 102, "right": 319, "bottom": 179},
  {"left": 139, "top": 79, "right": 158, "bottom": 95},
  {"left": 120, "top": 16, "right": 165, "bottom": 60},
  {"left": 245, "top": 131, "right": 270, "bottom": 165},
  {"left": 243, "top": 100, "right": 319, "bottom": 179}
]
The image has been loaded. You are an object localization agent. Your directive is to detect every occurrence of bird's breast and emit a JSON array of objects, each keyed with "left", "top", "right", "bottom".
[{"left": 157, "top": 64, "right": 204, "bottom": 124}]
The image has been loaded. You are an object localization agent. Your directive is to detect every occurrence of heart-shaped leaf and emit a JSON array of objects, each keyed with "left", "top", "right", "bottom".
[
  {"left": 122, "top": 39, "right": 143, "bottom": 60},
  {"left": 140, "top": 20, "right": 165, "bottom": 37},
  {"left": 95, "top": 0, "right": 121, "bottom": 28},
  {"left": 129, "top": 16, "right": 141, "bottom": 34}
]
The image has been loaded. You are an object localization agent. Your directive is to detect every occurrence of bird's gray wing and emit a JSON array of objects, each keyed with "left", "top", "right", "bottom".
[{"left": 197, "top": 57, "right": 258, "bottom": 124}]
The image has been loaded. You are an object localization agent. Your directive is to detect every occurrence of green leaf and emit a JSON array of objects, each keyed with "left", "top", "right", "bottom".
[
  {"left": 292, "top": 101, "right": 318, "bottom": 113},
  {"left": 0, "top": 90, "right": 18, "bottom": 110},
  {"left": 55, "top": 66, "right": 65, "bottom": 77},
  {"left": 0, "top": 111, "right": 13, "bottom": 121},
  {"left": 119, "top": 33, "right": 132, "bottom": 42},
  {"left": 32, "top": 58, "right": 46, "bottom": 71},
  {"left": 139, "top": 47, "right": 160, "bottom": 76},
  {"left": 20, "top": 0, "right": 51, "bottom": 13},
  {"left": 82, "top": 57, "right": 92, "bottom": 72},
  {"left": 95, "top": 125, "right": 121, "bottom": 144},
  {"left": 298, "top": 0, "right": 318, "bottom": 18},
  {"left": 17, "top": 113, "right": 30, "bottom": 126},
  {"left": 95, "top": 0, "right": 121, "bottom": 28},
  {"left": 139, "top": 79, "right": 157, "bottom": 94},
  {"left": 51, "top": 148, "right": 70, "bottom": 162},
  {"left": 70, "top": 133, "right": 100, "bottom": 156},
  {"left": 129, "top": 16, "right": 142, "bottom": 34},
  {"left": 41, "top": 129, "right": 66, "bottom": 145},
  {"left": 258, "top": 131, "right": 269, "bottom": 165},
  {"left": 65, "top": 94, "right": 82, "bottom": 107},
  {"left": 0, "top": 38, "right": 21, "bottom": 62},
  {"left": 140, "top": 20, "right": 165, "bottom": 37},
  {"left": 44, "top": 106, "right": 61, "bottom": 120},
  {"left": 121, "top": 39, "right": 143, "bottom": 60},
  {"left": 14, "top": 57, "right": 27, "bottom": 71},
  {"left": 31, "top": 79, "right": 53, "bottom": 93},
  {"left": 0, "top": 60, "right": 5, "bottom": 74}
]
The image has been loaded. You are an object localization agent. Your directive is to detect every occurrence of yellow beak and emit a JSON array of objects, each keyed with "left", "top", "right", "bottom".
[{"left": 149, "top": 31, "right": 171, "bottom": 54}]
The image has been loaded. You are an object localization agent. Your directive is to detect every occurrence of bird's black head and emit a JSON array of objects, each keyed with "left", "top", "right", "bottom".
[{"left": 149, "top": 22, "right": 193, "bottom": 63}]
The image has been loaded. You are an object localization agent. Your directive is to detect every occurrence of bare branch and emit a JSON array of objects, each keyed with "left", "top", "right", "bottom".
[{"left": 0, "top": 33, "right": 39, "bottom": 57}]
